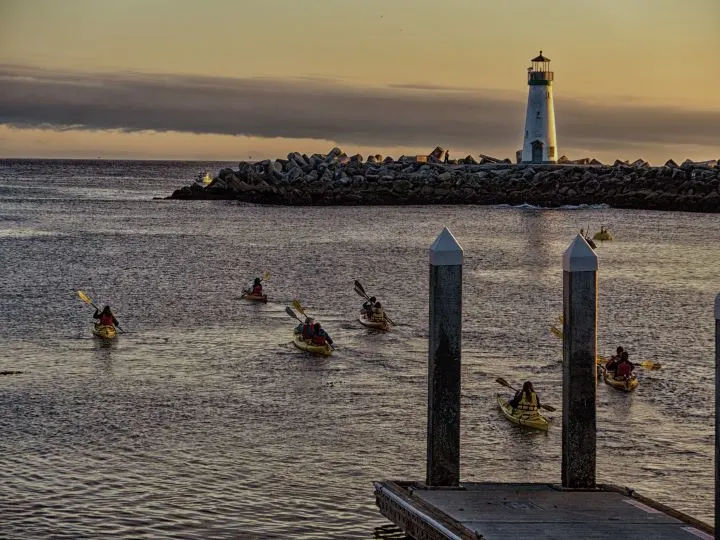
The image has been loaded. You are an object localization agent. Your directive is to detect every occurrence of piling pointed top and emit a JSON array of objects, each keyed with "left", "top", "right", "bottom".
[
  {"left": 715, "top": 293, "right": 720, "bottom": 319},
  {"left": 562, "top": 234, "right": 598, "bottom": 272},
  {"left": 430, "top": 227, "right": 463, "bottom": 266}
]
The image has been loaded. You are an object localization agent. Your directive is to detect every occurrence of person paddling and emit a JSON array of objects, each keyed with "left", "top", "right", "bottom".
[
  {"left": 249, "top": 277, "right": 263, "bottom": 296},
  {"left": 614, "top": 351, "right": 634, "bottom": 380},
  {"left": 311, "top": 322, "right": 333, "bottom": 347},
  {"left": 509, "top": 381, "right": 541, "bottom": 414},
  {"left": 93, "top": 305, "right": 119, "bottom": 328},
  {"left": 371, "top": 301, "right": 385, "bottom": 322},
  {"left": 361, "top": 296, "right": 376, "bottom": 318},
  {"left": 606, "top": 346, "right": 624, "bottom": 372},
  {"left": 295, "top": 317, "right": 315, "bottom": 340}
]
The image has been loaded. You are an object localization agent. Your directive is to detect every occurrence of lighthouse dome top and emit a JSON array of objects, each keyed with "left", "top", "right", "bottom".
[{"left": 531, "top": 50, "right": 550, "bottom": 62}]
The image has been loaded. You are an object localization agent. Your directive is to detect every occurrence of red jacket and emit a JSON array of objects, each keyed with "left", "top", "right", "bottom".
[
  {"left": 251, "top": 284, "right": 263, "bottom": 295},
  {"left": 615, "top": 361, "right": 633, "bottom": 378}
]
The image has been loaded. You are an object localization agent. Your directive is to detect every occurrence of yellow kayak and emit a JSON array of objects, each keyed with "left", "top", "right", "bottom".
[
  {"left": 292, "top": 331, "right": 333, "bottom": 356},
  {"left": 497, "top": 393, "right": 549, "bottom": 431},
  {"left": 92, "top": 323, "right": 117, "bottom": 340},
  {"left": 358, "top": 316, "right": 390, "bottom": 331},
  {"left": 241, "top": 291, "right": 267, "bottom": 303},
  {"left": 593, "top": 230, "right": 613, "bottom": 241},
  {"left": 601, "top": 366, "right": 638, "bottom": 392}
]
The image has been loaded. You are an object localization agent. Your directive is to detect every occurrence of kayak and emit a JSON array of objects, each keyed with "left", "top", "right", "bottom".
[
  {"left": 593, "top": 231, "right": 613, "bottom": 241},
  {"left": 241, "top": 291, "right": 267, "bottom": 303},
  {"left": 92, "top": 323, "right": 117, "bottom": 340},
  {"left": 496, "top": 393, "right": 549, "bottom": 431},
  {"left": 601, "top": 366, "right": 638, "bottom": 392},
  {"left": 292, "top": 331, "right": 333, "bottom": 356},
  {"left": 359, "top": 316, "right": 390, "bottom": 331}
]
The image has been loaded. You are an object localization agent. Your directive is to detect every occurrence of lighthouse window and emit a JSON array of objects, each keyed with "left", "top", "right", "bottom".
[
  {"left": 549, "top": 146, "right": 555, "bottom": 157},
  {"left": 525, "top": 130, "right": 528, "bottom": 138},
  {"left": 536, "top": 111, "right": 541, "bottom": 119}
]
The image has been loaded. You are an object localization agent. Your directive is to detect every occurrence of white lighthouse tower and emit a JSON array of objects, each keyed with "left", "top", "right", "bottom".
[{"left": 521, "top": 51, "right": 557, "bottom": 164}]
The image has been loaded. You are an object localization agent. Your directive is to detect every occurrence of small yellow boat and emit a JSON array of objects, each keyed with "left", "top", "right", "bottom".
[
  {"left": 497, "top": 393, "right": 549, "bottom": 431},
  {"left": 601, "top": 366, "right": 638, "bottom": 392},
  {"left": 241, "top": 291, "right": 267, "bottom": 303},
  {"left": 593, "top": 229, "right": 613, "bottom": 241},
  {"left": 292, "top": 331, "right": 333, "bottom": 356},
  {"left": 92, "top": 323, "right": 117, "bottom": 340},
  {"left": 358, "top": 315, "right": 390, "bottom": 331}
]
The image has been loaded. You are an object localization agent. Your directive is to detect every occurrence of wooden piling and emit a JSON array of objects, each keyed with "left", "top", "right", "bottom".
[
  {"left": 426, "top": 227, "right": 463, "bottom": 487},
  {"left": 562, "top": 234, "right": 598, "bottom": 488},
  {"left": 715, "top": 293, "right": 719, "bottom": 535}
]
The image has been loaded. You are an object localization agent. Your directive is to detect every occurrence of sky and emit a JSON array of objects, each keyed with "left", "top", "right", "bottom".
[{"left": 0, "top": 0, "right": 718, "bottom": 163}]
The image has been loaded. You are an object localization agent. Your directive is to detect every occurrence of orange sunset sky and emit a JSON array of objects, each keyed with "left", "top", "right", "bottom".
[{"left": 1, "top": 0, "right": 718, "bottom": 163}]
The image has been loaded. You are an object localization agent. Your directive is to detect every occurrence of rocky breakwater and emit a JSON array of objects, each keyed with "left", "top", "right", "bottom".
[{"left": 168, "top": 148, "right": 720, "bottom": 213}]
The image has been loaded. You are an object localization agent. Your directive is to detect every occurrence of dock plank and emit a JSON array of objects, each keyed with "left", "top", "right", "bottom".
[{"left": 375, "top": 481, "right": 714, "bottom": 539}]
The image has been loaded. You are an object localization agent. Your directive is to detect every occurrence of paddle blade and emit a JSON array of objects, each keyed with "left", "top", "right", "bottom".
[
  {"left": 285, "top": 306, "right": 301, "bottom": 321},
  {"left": 550, "top": 326, "right": 563, "bottom": 339},
  {"left": 292, "top": 299, "right": 306, "bottom": 316},
  {"left": 541, "top": 404, "right": 557, "bottom": 412},
  {"left": 639, "top": 360, "right": 661, "bottom": 370},
  {"left": 263, "top": 270, "right": 270, "bottom": 282},
  {"left": 495, "top": 377, "right": 513, "bottom": 390},
  {"left": 353, "top": 285, "right": 368, "bottom": 299},
  {"left": 354, "top": 280, "right": 367, "bottom": 297},
  {"left": 78, "top": 290, "right": 93, "bottom": 305}
]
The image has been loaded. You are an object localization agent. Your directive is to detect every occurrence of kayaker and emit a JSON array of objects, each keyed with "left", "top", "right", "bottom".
[
  {"left": 296, "top": 317, "right": 315, "bottom": 340},
  {"left": 361, "top": 296, "right": 376, "bottom": 318},
  {"left": 614, "top": 351, "right": 634, "bottom": 380},
  {"left": 93, "top": 305, "right": 119, "bottom": 327},
  {"left": 251, "top": 277, "right": 263, "bottom": 296},
  {"left": 509, "top": 381, "right": 541, "bottom": 414},
  {"left": 605, "top": 346, "right": 624, "bottom": 371},
  {"left": 371, "top": 301, "right": 385, "bottom": 322},
  {"left": 311, "top": 322, "right": 333, "bottom": 346}
]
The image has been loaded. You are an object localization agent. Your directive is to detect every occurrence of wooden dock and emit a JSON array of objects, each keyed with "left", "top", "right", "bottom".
[{"left": 374, "top": 481, "right": 714, "bottom": 539}]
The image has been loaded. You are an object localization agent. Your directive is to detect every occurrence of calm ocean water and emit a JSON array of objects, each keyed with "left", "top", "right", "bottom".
[{"left": 0, "top": 159, "right": 717, "bottom": 538}]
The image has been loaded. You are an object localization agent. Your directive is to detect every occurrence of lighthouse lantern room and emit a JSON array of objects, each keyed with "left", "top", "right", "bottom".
[{"left": 521, "top": 51, "right": 558, "bottom": 164}]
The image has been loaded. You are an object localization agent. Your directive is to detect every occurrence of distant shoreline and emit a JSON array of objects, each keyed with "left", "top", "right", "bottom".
[{"left": 166, "top": 149, "right": 720, "bottom": 213}]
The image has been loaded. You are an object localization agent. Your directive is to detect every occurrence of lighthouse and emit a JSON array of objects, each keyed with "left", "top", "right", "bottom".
[{"left": 521, "top": 51, "right": 557, "bottom": 164}]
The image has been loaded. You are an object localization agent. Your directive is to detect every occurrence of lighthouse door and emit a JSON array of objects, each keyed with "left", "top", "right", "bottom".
[{"left": 531, "top": 140, "right": 544, "bottom": 164}]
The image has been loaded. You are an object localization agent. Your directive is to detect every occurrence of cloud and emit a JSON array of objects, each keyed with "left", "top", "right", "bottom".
[{"left": 0, "top": 64, "right": 718, "bottom": 154}]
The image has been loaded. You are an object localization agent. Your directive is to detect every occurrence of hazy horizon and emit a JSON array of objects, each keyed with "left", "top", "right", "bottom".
[{"left": 1, "top": 0, "right": 718, "bottom": 163}]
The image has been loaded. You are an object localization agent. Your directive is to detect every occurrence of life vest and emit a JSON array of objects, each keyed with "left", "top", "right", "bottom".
[
  {"left": 100, "top": 313, "right": 115, "bottom": 326},
  {"left": 252, "top": 284, "right": 263, "bottom": 295},
  {"left": 516, "top": 391, "right": 539, "bottom": 411},
  {"left": 615, "top": 362, "right": 632, "bottom": 379},
  {"left": 311, "top": 332, "right": 327, "bottom": 345},
  {"left": 301, "top": 325, "right": 314, "bottom": 340}
]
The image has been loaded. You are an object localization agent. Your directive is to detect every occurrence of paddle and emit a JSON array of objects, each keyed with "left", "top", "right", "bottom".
[
  {"left": 353, "top": 280, "right": 396, "bottom": 326},
  {"left": 549, "top": 325, "right": 563, "bottom": 339},
  {"left": 495, "top": 377, "right": 556, "bottom": 412},
  {"left": 77, "top": 290, "right": 125, "bottom": 333},
  {"left": 292, "top": 299, "right": 335, "bottom": 350},
  {"left": 596, "top": 355, "right": 661, "bottom": 370},
  {"left": 285, "top": 306, "right": 303, "bottom": 323}
]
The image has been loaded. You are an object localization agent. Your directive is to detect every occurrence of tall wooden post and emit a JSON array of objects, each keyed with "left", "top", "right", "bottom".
[
  {"left": 562, "top": 234, "right": 598, "bottom": 488},
  {"left": 426, "top": 227, "right": 463, "bottom": 487},
  {"left": 715, "top": 293, "right": 719, "bottom": 534}
]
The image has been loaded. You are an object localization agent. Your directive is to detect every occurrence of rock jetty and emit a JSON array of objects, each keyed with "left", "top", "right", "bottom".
[{"left": 168, "top": 147, "right": 720, "bottom": 213}]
